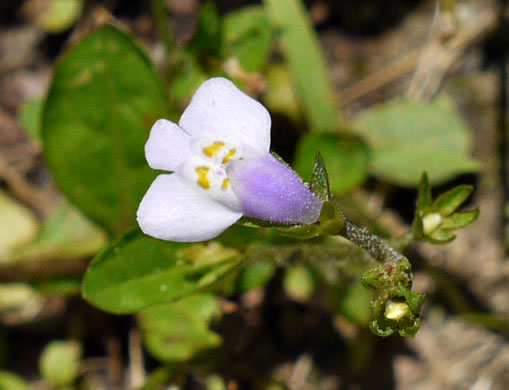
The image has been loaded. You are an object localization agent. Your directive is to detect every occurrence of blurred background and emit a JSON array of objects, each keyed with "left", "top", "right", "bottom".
[{"left": 0, "top": 0, "right": 508, "bottom": 389}]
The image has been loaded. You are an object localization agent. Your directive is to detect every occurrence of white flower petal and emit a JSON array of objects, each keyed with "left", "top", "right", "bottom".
[
  {"left": 179, "top": 77, "right": 270, "bottom": 155},
  {"left": 137, "top": 174, "right": 242, "bottom": 242},
  {"left": 145, "top": 119, "right": 191, "bottom": 171}
]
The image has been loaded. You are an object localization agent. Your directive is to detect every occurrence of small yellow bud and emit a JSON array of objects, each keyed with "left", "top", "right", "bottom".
[
  {"left": 384, "top": 301, "right": 411, "bottom": 321},
  {"left": 422, "top": 212, "right": 442, "bottom": 235}
]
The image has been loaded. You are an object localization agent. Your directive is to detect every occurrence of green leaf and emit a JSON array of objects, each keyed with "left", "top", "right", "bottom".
[
  {"left": 17, "top": 97, "right": 44, "bottom": 145},
  {"left": 36, "top": 279, "right": 81, "bottom": 297},
  {"left": 283, "top": 265, "right": 315, "bottom": 301},
  {"left": 0, "top": 371, "right": 32, "bottom": 390},
  {"left": 138, "top": 367, "right": 176, "bottom": 390},
  {"left": 236, "top": 262, "right": 277, "bottom": 291},
  {"left": 7, "top": 200, "right": 107, "bottom": 263},
  {"left": 139, "top": 294, "right": 221, "bottom": 362},
  {"left": 441, "top": 209, "right": 479, "bottom": 230},
  {"left": 265, "top": 0, "right": 342, "bottom": 132},
  {"left": 279, "top": 201, "right": 344, "bottom": 239},
  {"left": 169, "top": 52, "right": 208, "bottom": 106},
  {"left": 432, "top": 184, "right": 473, "bottom": 216},
  {"left": 316, "top": 201, "right": 345, "bottom": 235},
  {"left": 42, "top": 25, "right": 170, "bottom": 235},
  {"left": 340, "top": 283, "right": 372, "bottom": 327},
  {"left": 429, "top": 229, "right": 456, "bottom": 244},
  {"left": 205, "top": 375, "right": 227, "bottom": 390},
  {"left": 278, "top": 223, "right": 319, "bottom": 239},
  {"left": 416, "top": 172, "right": 432, "bottom": 211},
  {"left": 295, "top": 133, "right": 370, "bottom": 194},
  {"left": 221, "top": 6, "right": 273, "bottom": 72},
  {"left": 264, "top": 64, "right": 302, "bottom": 122},
  {"left": 219, "top": 223, "right": 299, "bottom": 247},
  {"left": 0, "top": 190, "right": 39, "bottom": 257},
  {"left": 0, "top": 283, "right": 41, "bottom": 310},
  {"left": 82, "top": 229, "right": 241, "bottom": 314},
  {"left": 39, "top": 340, "right": 82, "bottom": 387},
  {"left": 356, "top": 97, "right": 480, "bottom": 186},
  {"left": 186, "top": 2, "right": 221, "bottom": 57},
  {"left": 235, "top": 216, "right": 288, "bottom": 229},
  {"left": 35, "top": 0, "right": 83, "bottom": 34},
  {"left": 310, "top": 152, "right": 330, "bottom": 201},
  {"left": 411, "top": 215, "right": 424, "bottom": 241}
]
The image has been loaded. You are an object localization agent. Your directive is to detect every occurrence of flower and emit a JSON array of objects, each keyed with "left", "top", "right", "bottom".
[{"left": 137, "top": 77, "right": 323, "bottom": 242}]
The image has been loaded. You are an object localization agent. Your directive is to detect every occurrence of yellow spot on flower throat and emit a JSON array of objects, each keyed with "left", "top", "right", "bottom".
[
  {"left": 222, "top": 149, "right": 236, "bottom": 163},
  {"left": 221, "top": 178, "right": 230, "bottom": 191},
  {"left": 196, "top": 167, "right": 210, "bottom": 189},
  {"left": 203, "top": 142, "right": 225, "bottom": 157}
]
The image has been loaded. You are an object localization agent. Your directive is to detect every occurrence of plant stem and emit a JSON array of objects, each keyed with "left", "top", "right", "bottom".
[
  {"left": 341, "top": 219, "right": 405, "bottom": 265},
  {"left": 390, "top": 231, "right": 415, "bottom": 252}
]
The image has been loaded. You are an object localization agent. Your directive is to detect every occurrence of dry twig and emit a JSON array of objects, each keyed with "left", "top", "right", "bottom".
[{"left": 338, "top": 5, "right": 498, "bottom": 106}]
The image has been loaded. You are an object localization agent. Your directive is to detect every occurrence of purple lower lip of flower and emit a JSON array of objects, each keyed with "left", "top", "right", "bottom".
[{"left": 226, "top": 154, "right": 323, "bottom": 224}]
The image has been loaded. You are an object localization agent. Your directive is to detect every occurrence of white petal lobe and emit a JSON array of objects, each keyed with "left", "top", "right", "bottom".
[
  {"left": 145, "top": 119, "right": 191, "bottom": 171},
  {"left": 179, "top": 77, "right": 270, "bottom": 155},
  {"left": 137, "top": 174, "right": 242, "bottom": 242}
]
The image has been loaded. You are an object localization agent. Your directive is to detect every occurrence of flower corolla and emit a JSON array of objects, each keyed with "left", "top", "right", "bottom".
[{"left": 137, "top": 77, "right": 323, "bottom": 242}]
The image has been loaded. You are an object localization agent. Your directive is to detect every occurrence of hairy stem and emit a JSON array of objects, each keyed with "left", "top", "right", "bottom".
[
  {"left": 342, "top": 219, "right": 406, "bottom": 264},
  {"left": 390, "top": 231, "right": 415, "bottom": 252}
]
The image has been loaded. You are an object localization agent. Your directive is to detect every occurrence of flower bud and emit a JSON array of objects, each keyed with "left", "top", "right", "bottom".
[
  {"left": 384, "top": 300, "right": 411, "bottom": 321},
  {"left": 422, "top": 212, "right": 442, "bottom": 235}
]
